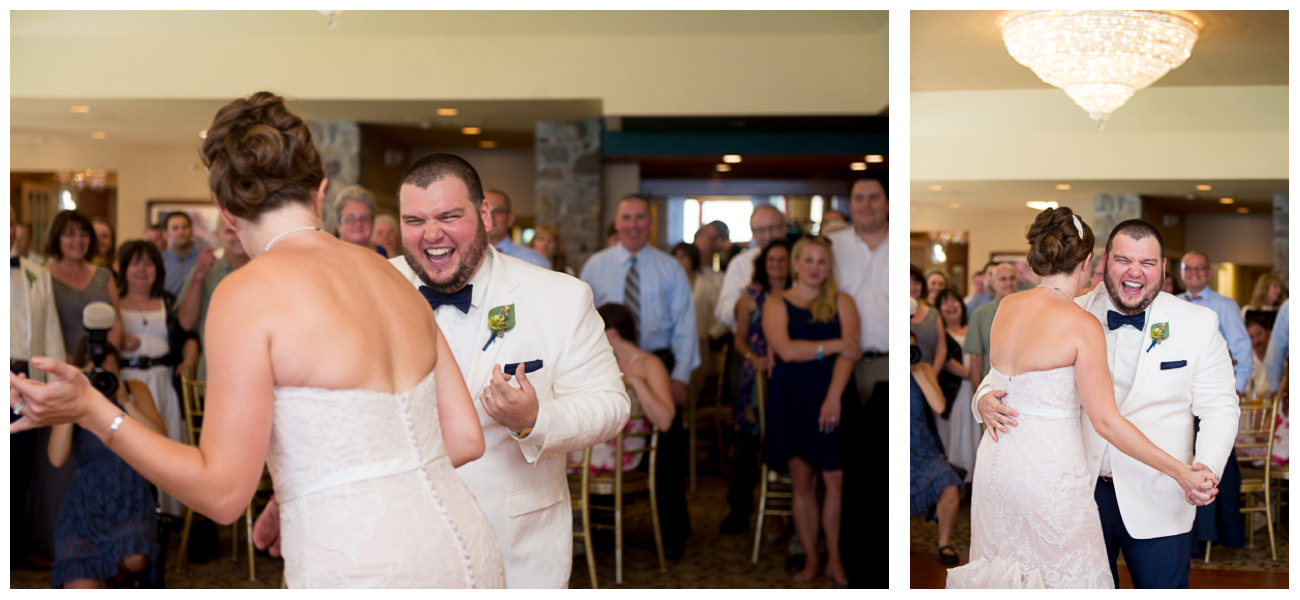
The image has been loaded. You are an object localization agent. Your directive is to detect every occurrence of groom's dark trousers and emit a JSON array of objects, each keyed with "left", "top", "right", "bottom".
[{"left": 1095, "top": 478, "right": 1192, "bottom": 588}]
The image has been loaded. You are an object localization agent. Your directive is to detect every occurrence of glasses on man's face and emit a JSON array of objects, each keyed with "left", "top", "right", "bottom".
[
  {"left": 1183, "top": 265, "right": 1210, "bottom": 273},
  {"left": 339, "top": 215, "right": 373, "bottom": 225},
  {"left": 753, "top": 225, "right": 785, "bottom": 236}
]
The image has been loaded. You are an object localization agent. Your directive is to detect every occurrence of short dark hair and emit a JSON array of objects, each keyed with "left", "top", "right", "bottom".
[
  {"left": 597, "top": 303, "right": 638, "bottom": 344},
  {"left": 1106, "top": 219, "right": 1165, "bottom": 260},
  {"left": 45, "top": 210, "right": 94, "bottom": 260},
  {"left": 910, "top": 264, "right": 924, "bottom": 288},
  {"left": 707, "top": 220, "right": 730, "bottom": 241},
  {"left": 165, "top": 211, "right": 192, "bottom": 228},
  {"left": 753, "top": 238, "right": 793, "bottom": 293},
  {"left": 671, "top": 242, "right": 700, "bottom": 272},
  {"left": 982, "top": 261, "right": 1000, "bottom": 274},
  {"left": 934, "top": 287, "right": 968, "bottom": 327},
  {"left": 116, "top": 240, "right": 167, "bottom": 299},
  {"left": 401, "top": 153, "right": 485, "bottom": 209},
  {"left": 854, "top": 174, "right": 888, "bottom": 196}
]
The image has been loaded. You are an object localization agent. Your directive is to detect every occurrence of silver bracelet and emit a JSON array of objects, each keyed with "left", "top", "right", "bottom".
[{"left": 106, "top": 412, "right": 127, "bottom": 448}]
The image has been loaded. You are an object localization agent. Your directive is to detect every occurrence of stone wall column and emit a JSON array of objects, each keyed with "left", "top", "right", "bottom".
[
  {"left": 535, "top": 120, "right": 602, "bottom": 269},
  {"left": 307, "top": 121, "right": 361, "bottom": 233},
  {"left": 1091, "top": 193, "right": 1143, "bottom": 252}
]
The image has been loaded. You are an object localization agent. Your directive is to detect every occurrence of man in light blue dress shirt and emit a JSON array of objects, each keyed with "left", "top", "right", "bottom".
[
  {"left": 579, "top": 193, "right": 699, "bottom": 559},
  {"left": 161, "top": 211, "right": 207, "bottom": 297},
  {"left": 1265, "top": 299, "right": 1288, "bottom": 391},
  {"left": 1177, "top": 251, "right": 1252, "bottom": 394},
  {"left": 483, "top": 189, "right": 551, "bottom": 270}
]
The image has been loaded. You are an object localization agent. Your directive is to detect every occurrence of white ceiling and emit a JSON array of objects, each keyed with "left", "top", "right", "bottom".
[{"left": 909, "top": 179, "right": 1285, "bottom": 216}]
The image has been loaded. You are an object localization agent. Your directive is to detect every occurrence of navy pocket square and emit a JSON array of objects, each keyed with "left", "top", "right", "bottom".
[
  {"left": 1160, "top": 360, "right": 1187, "bottom": 370},
  {"left": 503, "top": 360, "right": 543, "bottom": 375}
]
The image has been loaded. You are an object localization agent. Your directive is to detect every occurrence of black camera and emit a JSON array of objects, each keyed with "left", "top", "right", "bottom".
[
  {"left": 82, "top": 302, "right": 119, "bottom": 397},
  {"left": 910, "top": 343, "right": 922, "bottom": 366}
]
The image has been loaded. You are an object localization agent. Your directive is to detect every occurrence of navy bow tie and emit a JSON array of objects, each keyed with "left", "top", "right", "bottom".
[
  {"left": 1107, "top": 310, "right": 1146, "bottom": 331},
  {"left": 1185, "top": 293, "right": 1203, "bottom": 301},
  {"left": 10, "top": 256, "right": 19, "bottom": 268},
  {"left": 419, "top": 284, "right": 472, "bottom": 314}
]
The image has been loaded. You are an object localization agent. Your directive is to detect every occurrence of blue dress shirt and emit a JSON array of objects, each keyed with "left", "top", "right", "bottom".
[
  {"left": 494, "top": 237, "right": 551, "bottom": 270},
  {"left": 1179, "top": 287, "right": 1253, "bottom": 393},
  {"left": 580, "top": 244, "right": 700, "bottom": 384},
  {"left": 162, "top": 241, "right": 205, "bottom": 298},
  {"left": 965, "top": 289, "right": 994, "bottom": 317},
  {"left": 1264, "top": 300, "right": 1288, "bottom": 392}
]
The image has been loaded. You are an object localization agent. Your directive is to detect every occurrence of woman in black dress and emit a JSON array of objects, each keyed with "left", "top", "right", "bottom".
[{"left": 762, "top": 236, "right": 860, "bottom": 586}]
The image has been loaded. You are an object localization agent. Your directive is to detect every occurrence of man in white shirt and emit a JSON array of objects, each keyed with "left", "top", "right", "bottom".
[{"left": 713, "top": 205, "right": 788, "bottom": 332}]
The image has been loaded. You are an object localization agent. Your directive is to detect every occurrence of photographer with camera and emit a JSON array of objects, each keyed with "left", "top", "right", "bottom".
[
  {"left": 43, "top": 302, "right": 165, "bottom": 588},
  {"left": 909, "top": 300, "right": 963, "bottom": 567}
]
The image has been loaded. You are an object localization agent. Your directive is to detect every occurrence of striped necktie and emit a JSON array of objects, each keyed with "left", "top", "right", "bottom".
[{"left": 625, "top": 255, "right": 641, "bottom": 344}]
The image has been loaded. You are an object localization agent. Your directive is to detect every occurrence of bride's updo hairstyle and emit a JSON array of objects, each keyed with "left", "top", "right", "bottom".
[
  {"left": 1025, "top": 206, "right": 1094, "bottom": 277},
  {"left": 200, "top": 92, "right": 326, "bottom": 221}
]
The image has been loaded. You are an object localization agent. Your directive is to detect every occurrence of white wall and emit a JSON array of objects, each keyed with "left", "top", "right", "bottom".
[{"left": 1185, "top": 212, "right": 1275, "bottom": 266}]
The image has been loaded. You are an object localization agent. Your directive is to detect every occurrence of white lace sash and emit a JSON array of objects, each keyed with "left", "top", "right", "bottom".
[
  {"left": 1005, "top": 405, "right": 1080, "bottom": 419},
  {"left": 276, "top": 455, "right": 437, "bottom": 504}
]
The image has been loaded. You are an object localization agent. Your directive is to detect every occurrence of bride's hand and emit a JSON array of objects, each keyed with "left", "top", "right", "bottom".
[
  {"left": 10, "top": 357, "right": 101, "bottom": 434},
  {"left": 1173, "top": 463, "right": 1218, "bottom": 504}
]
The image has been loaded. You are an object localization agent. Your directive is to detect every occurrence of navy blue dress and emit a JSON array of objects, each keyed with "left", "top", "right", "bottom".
[
  {"left": 910, "top": 377, "right": 961, "bottom": 516},
  {"left": 51, "top": 401, "right": 160, "bottom": 588},
  {"left": 763, "top": 299, "right": 857, "bottom": 471}
]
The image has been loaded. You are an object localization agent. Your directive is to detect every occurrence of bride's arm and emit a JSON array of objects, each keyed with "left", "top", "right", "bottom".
[
  {"left": 11, "top": 279, "right": 273, "bottom": 525},
  {"left": 1075, "top": 315, "right": 1208, "bottom": 495},
  {"left": 430, "top": 322, "right": 485, "bottom": 468}
]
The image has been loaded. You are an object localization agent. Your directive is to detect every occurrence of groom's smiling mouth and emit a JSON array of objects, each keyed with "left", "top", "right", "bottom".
[
  {"left": 1120, "top": 280, "right": 1145, "bottom": 295},
  {"left": 425, "top": 247, "right": 454, "bottom": 265}
]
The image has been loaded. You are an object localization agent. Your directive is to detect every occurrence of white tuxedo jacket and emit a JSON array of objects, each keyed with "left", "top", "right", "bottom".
[
  {"left": 975, "top": 287, "right": 1238, "bottom": 539},
  {"left": 10, "top": 257, "right": 66, "bottom": 381},
  {"left": 390, "top": 249, "right": 629, "bottom": 588}
]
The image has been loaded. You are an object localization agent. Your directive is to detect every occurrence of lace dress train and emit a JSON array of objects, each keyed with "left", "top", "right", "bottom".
[{"left": 946, "top": 366, "right": 1113, "bottom": 589}]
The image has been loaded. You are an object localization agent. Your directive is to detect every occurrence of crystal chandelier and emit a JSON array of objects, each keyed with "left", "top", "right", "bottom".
[{"left": 1001, "top": 10, "right": 1200, "bottom": 126}]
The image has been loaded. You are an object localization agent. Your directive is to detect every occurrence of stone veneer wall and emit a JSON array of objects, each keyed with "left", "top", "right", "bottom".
[
  {"left": 535, "top": 120, "right": 602, "bottom": 270},
  {"left": 1274, "top": 194, "right": 1289, "bottom": 284},
  {"left": 308, "top": 121, "right": 361, "bottom": 234},
  {"left": 1090, "top": 193, "right": 1143, "bottom": 253}
]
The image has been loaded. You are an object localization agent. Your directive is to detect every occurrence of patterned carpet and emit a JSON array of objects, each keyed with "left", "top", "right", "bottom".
[
  {"left": 10, "top": 473, "right": 861, "bottom": 589},
  {"left": 911, "top": 493, "right": 1290, "bottom": 573}
]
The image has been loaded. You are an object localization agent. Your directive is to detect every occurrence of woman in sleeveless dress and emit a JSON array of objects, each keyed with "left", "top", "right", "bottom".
[
  {"left": 947, "top": 207, "right": 1214, "bottom": 589},
  {"left": 12, "top": 92, "right": 505, "bottom": 588},
  {"left": 116, "top": 240, "right": 197, "bottom": 520},
  {"left": 568, "top": 304, "right": 675, "bottom": 475},
  {"left": 763, "top": 236, "right": 860, "bottom": 586},
  {"left": 935, "top": 288, "right": 979, "bottom": 480}
]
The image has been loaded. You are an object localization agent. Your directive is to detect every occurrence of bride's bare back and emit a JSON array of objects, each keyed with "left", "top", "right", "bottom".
[{"left": 988, "top": 288, "right": 1100, "bottom": 376}]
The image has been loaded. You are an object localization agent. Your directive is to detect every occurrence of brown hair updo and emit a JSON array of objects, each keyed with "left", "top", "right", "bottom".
[
  {"left": 1025, "top": 207, "right": 1094, "bottom": 277},
  {"left": 200, "top": 91, "right": 326, "bottom": 221}
]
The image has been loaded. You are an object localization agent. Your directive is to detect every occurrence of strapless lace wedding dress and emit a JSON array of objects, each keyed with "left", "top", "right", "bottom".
[
  {"left": 266, "top": 370, "right": 505, "bottom": 588},
  {"left": 946, "top": 366, "right": 1113, "bottom": 589}
]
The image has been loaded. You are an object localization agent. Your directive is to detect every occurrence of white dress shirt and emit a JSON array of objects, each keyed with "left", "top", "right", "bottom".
[
  {"left": 1098, "top": 293, "right": 1147, "bottom": 477},
  {"left": 714, "top": 246, "right": 760, "bottom": 332},
  {"left": 829, "top": 228, "right": 887, "bottom": 353}
]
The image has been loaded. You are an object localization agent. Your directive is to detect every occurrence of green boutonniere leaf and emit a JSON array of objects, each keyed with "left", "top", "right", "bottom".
[
  {"left": 484, "top": 304, "right": 516, "bottom": 350},
  {"left": 1147, "top": 322, "right": 1169, "bottom": 353}
]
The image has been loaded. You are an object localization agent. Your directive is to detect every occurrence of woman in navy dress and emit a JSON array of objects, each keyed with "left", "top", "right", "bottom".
[
  {"left": 762, "top": 236, "right": 860, "bottom": 586},
  {"left": 48, "top": 347, "right": 166, "bottom": 588}
]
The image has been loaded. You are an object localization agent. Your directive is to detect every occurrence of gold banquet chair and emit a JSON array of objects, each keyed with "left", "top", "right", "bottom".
[
  {"left": 569, "top": 447, "right": 598, "bottom": 589},
  {"left": 752, "top": 374, "right": 794, "bottom": 563},
  {"left": 175, "top": 370, "right": 274, "bottom": 581},
  {"left": 567, "top": 405, "right": 667, "bottom": 586},
  {"left": 1205, "top": 389, "right": 1281, "bottom": 562},
  {"left": 687, "top": 343, "right": 731, "bottom": 491}
]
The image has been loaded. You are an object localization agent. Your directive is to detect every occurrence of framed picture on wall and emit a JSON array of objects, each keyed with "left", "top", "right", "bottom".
[
  {"left": 146, "top": 199, "right": 220, "bottom": 249},
  {"left": 991, "top": 251, "right": 1039, "bottom": 288}
]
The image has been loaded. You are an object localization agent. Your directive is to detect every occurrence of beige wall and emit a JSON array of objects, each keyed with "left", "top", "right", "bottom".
[
  {"left": 1185, "top": 213, "right": 1274, "bottom": 266},
  {"left": 10, "top": 139, "right": 210, "bottom": 242}
]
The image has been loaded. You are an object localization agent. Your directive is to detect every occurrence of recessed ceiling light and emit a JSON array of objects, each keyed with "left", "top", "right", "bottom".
[
  {"left": 436, "top": 108, "right": 459, "bottom": 116},
  {"left": 1236, "top": 207, "right": 1249, "bottom": 213},
  {"left": 1219, "top": 198, "right": 1235, "bottom": 204},
  {"left": 461, "top": 127, "right": 481, "bottom": 135},
  {"left": 716, "top": 164, "right": 731, "bottom": 172},
  {"left": 928, "top": 185, "right": 943, "bottom": 191},
  {"left": 850, "top": 162, "right": 867, "bottom": 171},
  {"left": 478, "top": 140, "right": 497, "bottom": 148},
  {"left": 1055, "top": 184, "right": 1072, "bottom": 191},
  {"left": 723, "top": 155, "right": 742, "bottom": 164},
  {"left": 1026, "top": 201, "right": 1059, "bottom": 210},
  {"left": 949, "top": 202, "right": 961, "bottom": 209},
  {"left": 198, "top": 130, "right": 207, "bottom": 139},
  {"left": 1196, "top": 184, "right": 1212, "bottom": 191},
  {"left": 69, "top": 105, "right": 90, "bottom": 113},
  {"left": 865, "top": 155, "right": 884, "bottom": 163},
  {"left": 90, "top": 132, "right": 108, "bottom": 140}
]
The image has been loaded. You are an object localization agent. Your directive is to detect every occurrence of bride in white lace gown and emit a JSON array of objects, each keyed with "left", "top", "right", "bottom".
[
  {"left": 10, "top": 92, "right": 505, "bottom": 588},
  {"left": 946, "top": 208, "right": 1210, "bottom": 589}
]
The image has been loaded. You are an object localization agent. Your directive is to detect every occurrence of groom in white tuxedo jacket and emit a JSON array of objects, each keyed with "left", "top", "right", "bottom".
[
  {"left": 256, "top": 154, "right": 629, "bottom": 588},
  {"left": 977, "top": 220, "right": 1238, "bottom": 588}
]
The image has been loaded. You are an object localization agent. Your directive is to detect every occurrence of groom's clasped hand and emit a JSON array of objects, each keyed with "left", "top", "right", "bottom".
[{"left": 977, "top": 389, "right": 1220, "bottom": 507}]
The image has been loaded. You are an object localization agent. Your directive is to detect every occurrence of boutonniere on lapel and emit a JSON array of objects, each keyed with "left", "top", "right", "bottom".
[
  {"left": 25, "top": 269, "right": 36, "bottom": 285},
  {"left": 1147, "top": 322, "right": 1169, "bottom": 353},
  {"left": 483, "top": 304, "right": 516, "bottom": 350}
]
